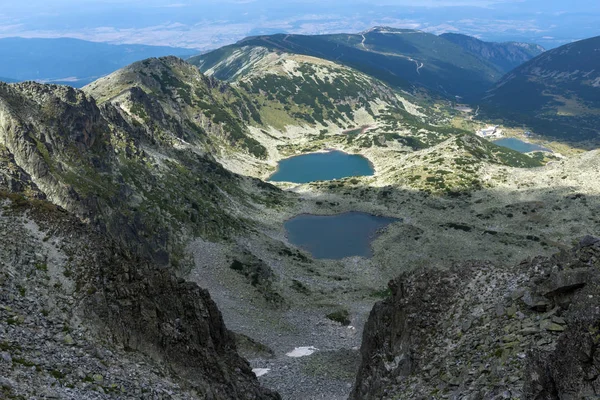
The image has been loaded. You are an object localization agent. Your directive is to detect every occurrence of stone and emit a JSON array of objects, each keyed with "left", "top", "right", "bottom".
[
  {"left": 1, "top": 352, "right": 12, "bottom": 364},
  {"left": 495, "top": 305, "right": 505, "bottom": 317},
  {"left": 578, "top": 235, "right": 600, "bottom": 248},
  {"left": 0, "top": 377, "right": 13, "bottom": 389},
  {"left": 521, "top": 327, "right": 539, "bottom": 335},
  {"left": 542, "top": 268, "right": 590, "bottom": 297},
  {"left": 505, "top": 305, "right": 517, "bottom": 318},
  {"left": 547, "top": 323, "right": 565, "bottom": 332},
  {"left": 521, "top": 291, "right": 552, "bottom": 312},
  {"left": 511, "top": 289, "right": 525, "bottom": 301}
]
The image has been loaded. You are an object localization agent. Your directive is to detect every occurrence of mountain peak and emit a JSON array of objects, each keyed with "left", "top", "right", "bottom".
[{"left": 363, "top": 26, "right": 421, "bottom": 35}]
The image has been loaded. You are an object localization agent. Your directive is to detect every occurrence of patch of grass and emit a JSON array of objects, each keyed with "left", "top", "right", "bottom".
[
  {"left": 326, "top": 309, "right": 351, "bottom": 325},
  {"left": 35, "top": 262, "right": 47, "bottom": 272},
  {"left": 291, "top": 279, "right": 311, "bottom": 295},
  {"left": 370, "top": 288, "right": 392, "bottom": 298}
]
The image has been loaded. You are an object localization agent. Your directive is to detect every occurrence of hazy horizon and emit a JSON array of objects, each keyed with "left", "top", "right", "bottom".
[{"left": 0, "top": 0, "right": 598, "bottom": 51}]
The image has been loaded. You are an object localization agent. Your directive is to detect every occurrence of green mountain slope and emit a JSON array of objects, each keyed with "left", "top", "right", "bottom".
[
  {"left": 85, "top": 56, "right": 268, "bottom": 158},
  {"left": 85, "top": 54, "right": 431, "bottom": 182},
  {"left": 199, "top": 48, "right": 403, "bottom": 128},
  {"left": 481, "top": 35, "right": 600, "bottom": 141},
  {"left": 440, "top": 33, "right": 544, "bottom": 73},
  {"left": 190, "top": 27, "right": 510, "bottom": 99}
]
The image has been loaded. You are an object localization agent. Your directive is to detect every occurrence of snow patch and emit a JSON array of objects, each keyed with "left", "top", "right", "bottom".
[
  {"left": 286, "top": 346, "right": 318, "bottom": 358},
  {"left": 252, "top": 368, "right": 270, "bottom": 377}
]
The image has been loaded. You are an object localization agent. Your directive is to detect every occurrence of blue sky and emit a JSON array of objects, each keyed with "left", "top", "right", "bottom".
[{"left": 0, "top": 0, "right": 598, "bottom": 50}]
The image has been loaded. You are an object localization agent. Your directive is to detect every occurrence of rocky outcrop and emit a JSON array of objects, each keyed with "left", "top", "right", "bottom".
[
  {"left": 352, "top": 236, "right": 600, "bottom": 399},
  {"left": 0, "top": 193, "right": 280, "bottom": 399},
  {"left": 84, "top": 56, "right": 267, "bottom": 158},
  {"left": 0, "top": 79, "right": 282, "bottom": 266},
  {"left": 524, "top": 236, "right": 600, "bottom": 399},
  {"left": 0, "top": 82, "right": 108, "bottom": 218},
  {"left": 0, "top": 75, "right": 285, "bottom": 399}
]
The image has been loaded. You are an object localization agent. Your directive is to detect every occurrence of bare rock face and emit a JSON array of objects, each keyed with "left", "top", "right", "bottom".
[
  {"left": 524, "top": 237, "right": 600, "bottom": 399},
  {"left": 0, "top": 74, "right": 283, "bottom": 398},
  {"left": 0, "top": 82, "right": 108, "bottom": 217},
  {"left": 351, "top": 237, "right": 600, "bottom": 399},
  {"left": 85, "top": 242, "right": 280, "bottom": 399},
  {"left": 0, "top": 193, "right": 280, "bottom": 399}
]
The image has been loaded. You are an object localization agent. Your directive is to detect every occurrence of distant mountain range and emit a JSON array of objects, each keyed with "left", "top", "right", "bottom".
[
  {"left": 0, "top": 37, "right": 197, "bottom": 87},
  {"left": 191, "top": 27, "right": 543, "bottom": 100},
  {"left": 481, "top": 35, "right": 600, "bottom": 141},
  {"left": 440, "top": 33, "right": 544, "bottom": 74}
]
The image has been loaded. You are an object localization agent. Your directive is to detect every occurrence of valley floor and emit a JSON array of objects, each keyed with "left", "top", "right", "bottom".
[{"left": 185, "top": 137, "right": 600, "bottom": 399}]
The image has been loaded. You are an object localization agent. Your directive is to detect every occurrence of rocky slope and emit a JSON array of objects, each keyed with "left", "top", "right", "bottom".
[
  {"left": 351, "top": 236, "right": 600, "bottom": 399},
  {"left": 0, "top": 192, "right": 279, "bottom": 399},
  {"left": 0, "top": 77, "right": 284, "bottom": 265},
  {"left": 481, "top": 35, "right": 600, "bottom": 142},
  {"left": 441, "top": 33, "right": 544, "bottom": 74},
  {"left": 87, "top": 55, "right": 417, "bottom": 179},
  {"left": 84, "top": 56, "right": 268, "bottom": 158},
  {"left": 195, "top": 48, "right": 402, "bottom": 128}
]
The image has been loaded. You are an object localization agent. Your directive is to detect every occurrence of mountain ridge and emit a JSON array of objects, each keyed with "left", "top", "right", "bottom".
[
  {"left": 194, "top": 27, "right": 543, "bottom": 100},
  {"left": 480, "top": 35, "right": 600, "bottom": 142},
  {"left": 441, "top": 33, "right": 544, "bottom": 73}
]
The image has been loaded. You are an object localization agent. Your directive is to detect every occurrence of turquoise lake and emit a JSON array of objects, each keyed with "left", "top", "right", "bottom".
[
  {"left": 493, "top": 138, "right": 551, "bottom": 153},
  {"left": 284, "top": 212, "right": 399, "bottom": 259},
  {"left": 269, "top": 150, "right": 374, "bottom": 184}
]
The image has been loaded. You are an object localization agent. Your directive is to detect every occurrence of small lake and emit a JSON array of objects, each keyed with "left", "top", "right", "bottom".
[
  {"left": 493, "top": 138, "right": 551, "bottom": 153},
  {"left": 284, "top": 212, "right": 399, "bottom": 259},
  {"left": 269, "top": 150, "right": 374, "bottom": 184}
]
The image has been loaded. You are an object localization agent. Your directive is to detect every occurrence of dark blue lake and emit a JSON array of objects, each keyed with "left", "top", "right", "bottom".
[
  {"left": 284, "top": 212, "right": 399, "bottom": 259},
  {"left": 269, "top": 150, "right": 374, "bottom": 184},
  {"left": 493, "top": 138, "right": 551, "bottom": 153}
]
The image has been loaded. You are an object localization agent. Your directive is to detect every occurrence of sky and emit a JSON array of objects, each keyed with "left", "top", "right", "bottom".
[{"left": 0, "top": 0, "right": 598, "bottom": 50}]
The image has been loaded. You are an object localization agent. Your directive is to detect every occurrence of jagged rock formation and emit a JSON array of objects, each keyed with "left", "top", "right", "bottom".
[
  {"left": 0, "top": 78, "right": 283, "bottom": 265},
  {"left": 0, "top": 68, "right": 284, "bottom": 399},
  {"left": 0, "top": 193, "right": 279, "bottom": 399},
  {"left": 351, "top": 236, "right": 600, "bottom": 399}
]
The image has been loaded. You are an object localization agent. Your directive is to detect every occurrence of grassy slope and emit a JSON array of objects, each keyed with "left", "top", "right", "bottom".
[{"left": 190, "top": 29, "right": 503, "bottom": 99}]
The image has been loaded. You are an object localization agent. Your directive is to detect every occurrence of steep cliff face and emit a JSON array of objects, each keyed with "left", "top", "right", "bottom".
[
  {"left": 352, "top": 236, "right": 600, "bottom": 399},
  {"left": 0, "top": 82, "right": 110, "bottom": 217},
  {"left": 0, "top": 193, "right": 279, "bottom": 399}
]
